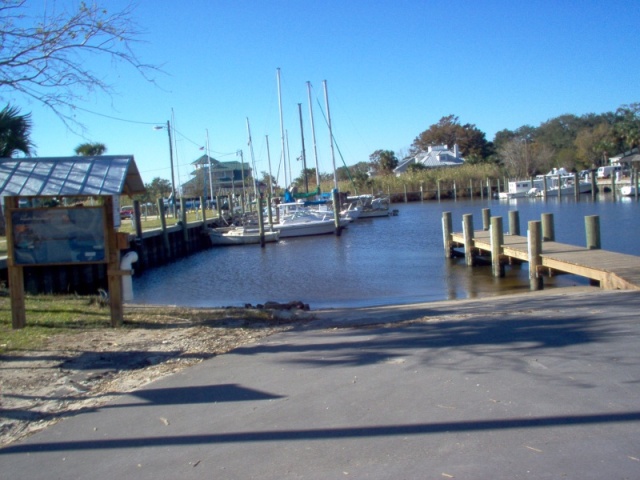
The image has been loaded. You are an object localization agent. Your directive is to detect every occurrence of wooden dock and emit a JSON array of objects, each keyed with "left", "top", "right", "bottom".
[{"left": 445, "top": 212, "right": 640, "bottom": 291}]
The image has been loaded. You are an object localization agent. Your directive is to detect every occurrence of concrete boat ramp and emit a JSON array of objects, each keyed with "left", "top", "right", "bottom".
[{"left": 2, "top": 288, "right": 640, "bottom": 479}]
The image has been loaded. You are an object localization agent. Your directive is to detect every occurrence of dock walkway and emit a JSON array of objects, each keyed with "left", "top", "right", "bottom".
[{"left": 450, "top": 229, "right": 640, "bottom": 290}]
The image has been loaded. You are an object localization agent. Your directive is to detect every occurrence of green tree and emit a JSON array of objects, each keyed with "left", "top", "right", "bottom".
[
  {"left": 574, "top": 123, "right": 617, "bottom": 168},
  {"left": 145, "top": 177, "right": 172, "bottom": 201},
  {"left": 614, "top": 103, "right": 640, "bottom": 151},
  {"left": 412, "top": 115, "right": 492, "bottom": 159},
  {"left": 260, "top": 171, "right": 278, "bottom": 192},
  {"left": 0, "top": 104, "right": 33, "bottom": 157},
  {"left": 74, "top": 142, "right": 107, "bottom": 156},
  {"left": 369, "top": 149, "right": 398, "bottom": 175},
  {"left": 0, "top": 0, "right": 159, "bottom": 126}
]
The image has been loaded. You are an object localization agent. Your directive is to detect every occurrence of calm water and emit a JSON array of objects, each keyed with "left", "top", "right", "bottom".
[{"left": 132, "top": 195, "right": 640, "bottom": 309}]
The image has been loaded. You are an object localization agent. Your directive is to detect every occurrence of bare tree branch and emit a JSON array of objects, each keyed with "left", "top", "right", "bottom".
[{"left": 0, "top": 0, "right": 161, "bottom": 128}]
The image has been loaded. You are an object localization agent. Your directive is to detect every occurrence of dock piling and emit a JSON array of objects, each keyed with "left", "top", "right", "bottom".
[
  {"left": 585, "top": 215, "right": 601, "bottom": 250},
  {"left": 527, "top": 220, "right": 543, "bottom": 291},
  {"left": 541, "top": 213, "right": 555, "bottom": 242},
  {"left": 462, "top": 214, "right": 474, "bottom": 266},
  {"left": 482, "top": 208, "right": 491, "bottom": 231},
  {"left": 508, "top": 210, "right": 520, "bottom": 236},
  {"left": 490, "top": 216, "right": 505, "bottom": 277},
  {"left": 442, "top": 212, "right": 453, "bottom": 258}
]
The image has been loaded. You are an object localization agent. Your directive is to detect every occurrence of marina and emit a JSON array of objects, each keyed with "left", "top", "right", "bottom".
[{"left": 132, "top": 195, "right": 640, "bottom": 309}]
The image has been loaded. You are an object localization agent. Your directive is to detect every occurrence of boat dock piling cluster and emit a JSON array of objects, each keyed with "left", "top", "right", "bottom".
[{"left": 443, "top": 209, "right": 639, "bottom": 292}]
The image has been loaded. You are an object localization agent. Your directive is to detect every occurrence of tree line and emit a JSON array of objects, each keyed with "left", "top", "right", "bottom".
[{"left": 354, "top": 105, "right": 640, "bottom": 182}]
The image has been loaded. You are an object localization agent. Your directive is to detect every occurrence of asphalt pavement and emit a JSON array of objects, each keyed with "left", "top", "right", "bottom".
[{"left": 2, "top": 287, "right": 640, "bottom": 479}]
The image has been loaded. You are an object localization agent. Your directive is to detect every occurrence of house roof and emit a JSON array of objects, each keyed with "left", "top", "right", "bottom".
[
  {"left": 0, "top": 156, "right": 146, "bottom": 198},
  {"left": 394, "top": 145, "right": 464, "bottom": 174}
]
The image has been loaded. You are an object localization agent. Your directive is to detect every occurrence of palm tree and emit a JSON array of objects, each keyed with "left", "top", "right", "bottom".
[
  {"left": 0, "top": 105, "right": 34, "bottom": 157},
  {"left": 74, "top": 142, "right": 107, "bottom": 156}
]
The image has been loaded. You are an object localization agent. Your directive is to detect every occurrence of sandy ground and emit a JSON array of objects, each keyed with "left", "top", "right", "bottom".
[{"left": 0, "top": 306, "right": 308, "bottom": 448}]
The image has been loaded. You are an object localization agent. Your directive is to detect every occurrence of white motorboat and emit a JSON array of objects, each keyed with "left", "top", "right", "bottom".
[
  {"left": 345, "top": 194, "right": 390, "bottom": 218},
  {"left": 499, "top": 169, "right": 591, "bottom": 199},
  {"left": 272, "top": 203, "right": 346, "bottom": 238},
  {"left": 498, "top": 179, "right": 541, "bottom": 199},
  {"left": 208, "top": 227, "right": 279, "bottom": 246}
]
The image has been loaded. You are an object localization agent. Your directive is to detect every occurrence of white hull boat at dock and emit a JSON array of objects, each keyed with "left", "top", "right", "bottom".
[
  {"left": 208, "top": 227, "right": 280, "bottom": 246},
  {"left": 272, "top": 202, "right": 347, "bottom": 238},
  {"left": 345, "top": 194, "right": 391, "bottom": 218},
  {"left": 499, "top": 168, "right": 591, "bottom": 199}
]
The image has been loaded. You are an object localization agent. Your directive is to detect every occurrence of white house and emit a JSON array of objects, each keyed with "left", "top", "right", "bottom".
[{"left": 393, "top": 144, "right": 464, "bottom": 176}]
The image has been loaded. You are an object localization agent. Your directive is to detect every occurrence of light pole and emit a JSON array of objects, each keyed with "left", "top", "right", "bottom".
[{"left": 154, "top": 121, "right": 177, "bottom": 218}]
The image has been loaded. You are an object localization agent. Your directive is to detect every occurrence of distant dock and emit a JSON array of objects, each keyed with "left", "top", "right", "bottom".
[{"left": 443, "top": 209, "right": 640, "bottom": 291}]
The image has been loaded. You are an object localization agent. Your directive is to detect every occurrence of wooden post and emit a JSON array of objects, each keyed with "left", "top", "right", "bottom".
[
  {"left": 634, "top": 168, "right": 639, "bottom": 200},
  {"left": 612, "top": 172, "right": 617, "bottom": 199},
  {"left": 267, "top": 194, "right": 274, "bottom": 226},
  {"left": 486, "top": 178, "right": 491, "bottom": 198},
  {"left": 442, "top": 211, "right": 453, "bottom": 258},
  {"left": 157, "top": 198, "right": 170, "bottom": 258},
  {"left": 8, "top": 266, "right": 25, "bottom": 329},
  {"left": 574, "top": 173, "right": 579, "bottom": 199},
  {"left": 133, "top": 200, "right": 143, "bottom": 239},
  {"left": 611, "top": 172, "right": 617, "bottom": 199},
  {"left": 462, "top": 214, "right": 474, "bottom": 266},
  {"left": 482, "top": 208, "right": 491, "bottom": 231},
  {"left": 105, "top": 196, "right": 123, "bottom": 327},
  {"left": 216, "top": 195, "right": 222, "bottom": 217},
  {"left": 403, "top": 184, "right": 408, "bottom": 203},
  {"left": 480, "top": 180, "right": 484, "bottom": 200},
  {"left": 591, "top": 170, "right": 597, "bottom": 200},
  {"left": 5, "top": 196, "right": 26, "bottom": 329},
  {"left": 541, "top": 213, "right": 555, "bottom": 242},
  {"left": 420, "top": 183, "right": 424, "bottom": 202},
  {"left": 508, "top": 210, "right": 520, "bottom": 236},
  {"left": 557, "top": 172, "right": 562, "bottom": 197},
  {"left": 257, "top": 194, "right": 265, "bottom": 247},
  {"left": 490, "top": 216, "right": 505, "bottom": 277},
  {"left": 437, "top": 180, "right": 441, "bottom": 201},
  {"left": 585, "top": 215, "right": 601, "bottom": 250},
  {"left": 332, "top": 189, "right": 342, "bottom": 236},
  {"left": 200, "top": 196, "right": 207, "bottom": 229},
  {"left": 528, "top": 220, "right": 543, "bottom": 291},
  {"left": 542, "top": 175, "right": 548, "bottom": 199},
  {"left": 180, "top": 198, "right": 188, "bottom": 249},
  {"left": 469, "top": 179, "right": 473, "bottom": 198}
]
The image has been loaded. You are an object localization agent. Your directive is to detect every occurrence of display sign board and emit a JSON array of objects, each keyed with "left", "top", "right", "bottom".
[{"left": 10, "top": 207, "right": 108, "bottom": 265}]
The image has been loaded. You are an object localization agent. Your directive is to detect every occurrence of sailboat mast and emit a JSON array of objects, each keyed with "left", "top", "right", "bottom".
[
  {"left": 245, "top": 117, "right": 259, "bottom": 198},
  {"left": 265, "top": 135, "right": 274, "bottom": 196},
  {"left": 306, "top": 81, "right": 321, "bottom": 187},
  {"left": 276, "top": 68, "right": 288, "bottom": 189},
  {"left": 323, "top": 80, "right": 338, "bottom": 190},
  {"left": 205, "top": 129, "right": 215, "bottom": 207},
  {"left": 298, "top": 103, "right": 308, "bottom": 193},
  {"left": 236, "top": 149, "right": 247, "bottom": 203}
]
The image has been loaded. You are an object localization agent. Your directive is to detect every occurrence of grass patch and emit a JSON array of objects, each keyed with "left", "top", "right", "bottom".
[
  {"left": 0, "top": 293, "right": 114, "bottom": 352},
  {"left": 0, "top": 293, "right": 288, "bottom": 355}
]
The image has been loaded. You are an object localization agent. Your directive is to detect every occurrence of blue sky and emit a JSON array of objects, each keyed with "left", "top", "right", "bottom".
[{"left": 9, "top": 0, "right": 640, "bottom": 188}]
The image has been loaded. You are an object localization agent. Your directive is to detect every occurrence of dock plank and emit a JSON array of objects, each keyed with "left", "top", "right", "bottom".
[{"left": 449, "top": 229, "right": 640, "bottom": 291}]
